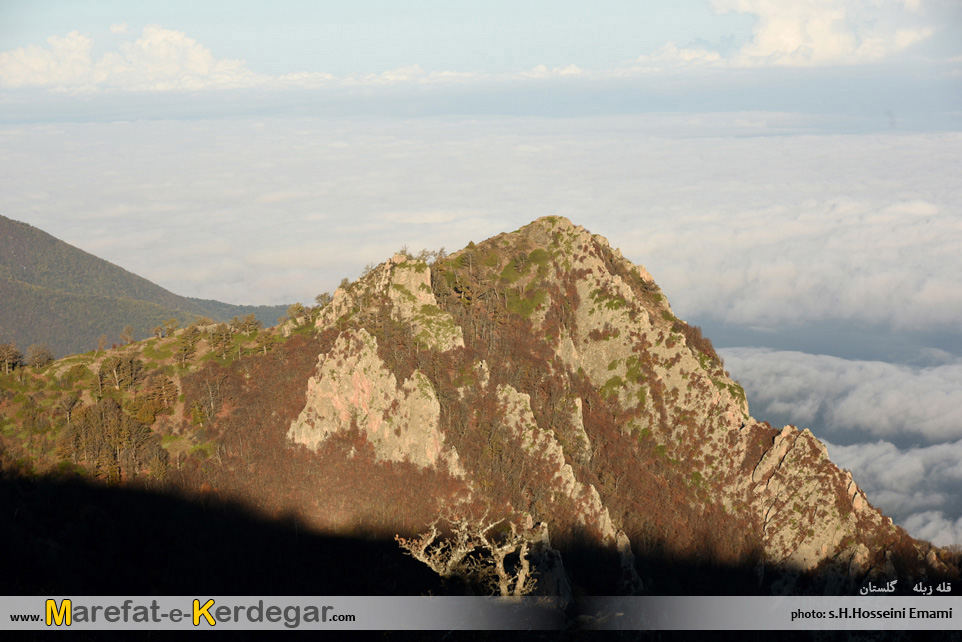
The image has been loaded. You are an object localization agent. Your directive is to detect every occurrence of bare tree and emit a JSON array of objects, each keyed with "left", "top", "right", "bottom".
[
  {"left": 98, "top": 354, "right": 146, "bottom": 392},
  {"left": 26, "top": 344, "right": 54, "bottom": 369},
  {"left": 163, "top": 318, "right": 180, "bottom": 337},
  {"left": 0, "top": 342, "right": 22, "bottom": 374},
  {"left": 57, "top": 391, "right": 82, "bottom": 425},
  {"left": 396, "top": 513, "right": 540, "bottom": 597}
]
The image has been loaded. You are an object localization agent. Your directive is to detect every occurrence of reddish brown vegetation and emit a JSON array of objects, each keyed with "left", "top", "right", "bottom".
[
  {"left": 741, "top": 422, "right": 781, "bottom": 476},
  {"left": 173, "top": 332, "right": 468, "bottom": 539},
  {"left": 671, "top": 320, "right": 723, "bottom": 366}
]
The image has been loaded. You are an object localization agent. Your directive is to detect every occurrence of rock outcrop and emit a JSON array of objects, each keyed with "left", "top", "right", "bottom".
[
  {"left": 288, "top": 327, "right": 462, "bottom": 473},
  {"left": 318, "top": 253, "right": 464, "bottom": 352}
]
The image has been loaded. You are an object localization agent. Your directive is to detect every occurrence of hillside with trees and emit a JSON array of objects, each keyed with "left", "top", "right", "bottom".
[{"left": 0, "top": 214, "right": 287, "bottom": 356}]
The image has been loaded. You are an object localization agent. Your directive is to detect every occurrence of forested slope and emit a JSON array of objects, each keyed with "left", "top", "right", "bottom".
[{"left": 0, "top": 214, "right": 286, "bottom": 355}]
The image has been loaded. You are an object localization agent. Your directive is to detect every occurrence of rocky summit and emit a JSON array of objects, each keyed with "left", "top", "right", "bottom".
[{"left": 285, "top": 215, "right": 952, "bottom": 594}]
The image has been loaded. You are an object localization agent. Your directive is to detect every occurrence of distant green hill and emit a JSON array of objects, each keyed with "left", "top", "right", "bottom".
[{"left": 0, "top": 214, "right": 288, "bottom": 356}]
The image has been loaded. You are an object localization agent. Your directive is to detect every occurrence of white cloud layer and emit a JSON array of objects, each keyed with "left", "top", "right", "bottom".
[
  {"left": 823, "top": 438, "right": 962, "bottom": 547},
  {"left": 721, "top": 348, "right": 962, "bottom": 443},
  {"left": 0, "top": 116, "right": 958, "bottom": 330},
  {"left": 902, "top": 511, "right": 962, "bottom": 548}
]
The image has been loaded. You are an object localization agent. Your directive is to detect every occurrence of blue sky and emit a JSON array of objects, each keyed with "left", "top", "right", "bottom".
[{"left": 1, "top": 1, "right": 962, "bottom": 547}]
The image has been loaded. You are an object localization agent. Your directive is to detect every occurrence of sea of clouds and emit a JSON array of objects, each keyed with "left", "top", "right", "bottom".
[{"left": 3, "top": 115, "right": 959, "bottom": 315}]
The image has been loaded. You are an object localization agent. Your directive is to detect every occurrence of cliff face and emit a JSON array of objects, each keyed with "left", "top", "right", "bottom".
[{"left": 287, "top": 216, "right": 951, "bottom": 592}]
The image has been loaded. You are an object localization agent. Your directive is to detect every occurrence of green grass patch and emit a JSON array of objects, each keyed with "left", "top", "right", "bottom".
[
  {"left": 589, "top": 288, "right": 627, "bottom": 311},
  {"left": 528, "top": 248, "right": 550, "bottom": 265},
  {"left": 142, "top": 341, "right": 173, "bottom": 361},
  {"left": 624, "top": 355, "right": 645, "bottom": 384},
  {"left": 601, "top": 375, "right": 624, "bottom": 399},
  {"left": 291, "top": 323, "right": 314, "bottom": 337},
  {"left": 506, "top": 288, "right": 546, "bottom": 318},
  {"left": 635, "top": 387, "right": 647, "bottom": 406},
  {"left": 500, "top": 262, "right": 522, "bottom": 284},
  {"left": 727, "top": 382, "right": 747, "bottom": 405},
  {"left": 189, "top": 442, "right": 215, "bottom": 458},
  {"left": 699, "top": 353, "right": 712, "bottom": 371}
]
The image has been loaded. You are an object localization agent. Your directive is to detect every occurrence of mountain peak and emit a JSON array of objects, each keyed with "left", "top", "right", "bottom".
[{"left": 288, "top": 217, "right": 953, "bottom": 590}]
